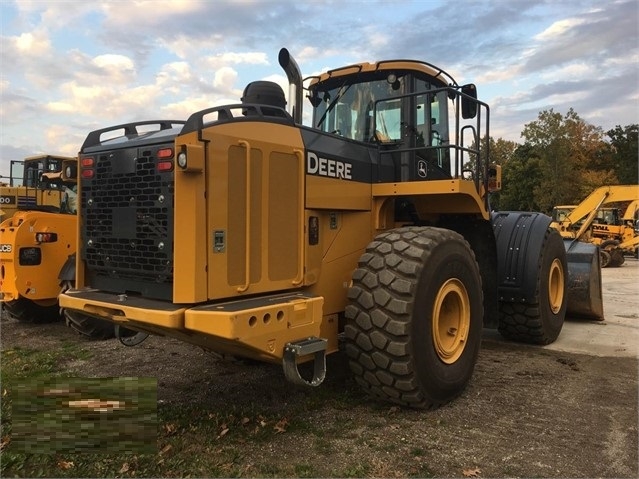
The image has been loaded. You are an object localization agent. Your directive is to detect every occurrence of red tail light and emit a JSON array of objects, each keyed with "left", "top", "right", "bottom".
[
  {"left": 157, "top": 148, "right": 174, "bottom": 158},
  {"left": 157, "top": 160, "right": 174, "bottom": 172},
  {"left": 35, "top": 232, "right": 58, "bottom": 243},
  {"left": 81, "top": 156, "right": 95, "bottom": 178}
]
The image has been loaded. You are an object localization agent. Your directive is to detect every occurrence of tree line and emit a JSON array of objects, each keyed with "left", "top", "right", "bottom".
[{"left": 478, "top": 108, "right": 638, "bottom": 213}]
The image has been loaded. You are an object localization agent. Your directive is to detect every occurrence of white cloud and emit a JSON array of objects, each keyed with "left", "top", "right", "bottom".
[
  {"left": 101, "top": 0, "right": 202, "bottom": 27},
  {"left": 202, "top": 52, "right": 270, "bottom": 69},
  {"left": 10, "top": 30, "right": 51, "bottom": 56},
  {"left": 156, "top": 61, "right": 194, "bottom": 93},
  {"left": 534, "top": 18, "right": 586, "bottom": 41},
  {"left": 213, "top": 66, "right": 238, "bottom": 89},
  {"left": 160, "top": 34, "right": 225, "bottom": 59}
]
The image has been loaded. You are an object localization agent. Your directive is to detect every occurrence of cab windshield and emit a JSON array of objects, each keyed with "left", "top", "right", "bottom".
[
  {"left": 312, "top": 73, "right": 449, "bottom": 147},
  {"left": 24, "top": 157, "right": 63, "bottom": 188}
]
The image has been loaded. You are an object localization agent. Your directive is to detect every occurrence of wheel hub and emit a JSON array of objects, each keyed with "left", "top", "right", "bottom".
[
  {"left": 548, "top": 258, "right": 565, "bottom": 314},
  {"left": 432, "top": 278, "right": 470, "bottom": 364}
]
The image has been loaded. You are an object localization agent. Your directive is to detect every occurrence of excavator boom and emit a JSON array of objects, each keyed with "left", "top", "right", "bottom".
[{"left": 551, "top": 184, "right": 639, "bottom": 319}]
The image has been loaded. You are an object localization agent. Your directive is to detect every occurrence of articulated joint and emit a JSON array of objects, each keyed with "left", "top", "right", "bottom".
[{"left": 282, "top": 337, "right": 327, "bottom": 387}]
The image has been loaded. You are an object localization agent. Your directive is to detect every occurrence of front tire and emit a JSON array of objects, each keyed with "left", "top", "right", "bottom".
[
  {"left": 600, "top": 240, "right": 623, "bottom": 267},
  {"left": 2, "top": 297, "right": 61, "bottom": 323},
  {"left": 498, "top": 228, "right": 567, "bottom": 344},
  {"left": 344, "top": 227, "right": 483, "bottom": 409}
]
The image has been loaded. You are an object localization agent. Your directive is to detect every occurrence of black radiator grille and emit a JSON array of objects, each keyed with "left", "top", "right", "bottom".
[{"left": 81, "top": 146, "right": 174, "bottom": 300}]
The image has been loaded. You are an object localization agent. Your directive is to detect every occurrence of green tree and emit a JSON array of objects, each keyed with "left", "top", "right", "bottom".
[
  {"left": 499, "top": 143, "right": 542, "bottom": 211},
  {"left": 520, "top": 108, "right": 613, "bottom": 212},
  {"left": 485, "top": 137, "right": 518, "bottom": 211},
  {"left": 607, "top": 124, "right": 638, "bottom": 184},
  {"left": 462, "top": 136, "right": 519, "bottom": 211}
]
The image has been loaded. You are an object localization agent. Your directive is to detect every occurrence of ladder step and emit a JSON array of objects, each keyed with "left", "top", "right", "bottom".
[{"left": 282, "top": 337, "right": 327, "bottom": 387}]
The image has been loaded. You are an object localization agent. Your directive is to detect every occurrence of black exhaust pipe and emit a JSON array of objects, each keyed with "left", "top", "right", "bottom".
[{"left": 278, "top": 48, "right": 303, "bottom": 124}]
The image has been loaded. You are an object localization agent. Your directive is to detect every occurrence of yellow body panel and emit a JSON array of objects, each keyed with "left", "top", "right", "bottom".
[
  {"left": 306, "top": 175, "right": 372, "bottom": 210},
  {"left": 372, "top": 179, "right": 489, "bottom": 219},
  {"left": 0, "top": 186, "right": 64, "bottom": 222},
  {"left": 174, "top": 122, "right": 307, "bottom": 303},
  {"left": 0, "top": 211, "right": 76, "bottom": 302},
  {"left": 185, "top": 293, "right": 338, "bottom": 360}
]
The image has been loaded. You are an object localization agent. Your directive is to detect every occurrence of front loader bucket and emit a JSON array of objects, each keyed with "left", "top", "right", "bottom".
[{"left": 563, "top": 240, "right": 604, "bottom": 320}]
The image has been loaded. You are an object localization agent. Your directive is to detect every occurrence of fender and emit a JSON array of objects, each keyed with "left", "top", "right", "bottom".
[
  {"left": 58, "top": 254, "right": 76, "bottom": 282},
  {"left": 491, "top": 211, "right": 553, "bottom": 304}
]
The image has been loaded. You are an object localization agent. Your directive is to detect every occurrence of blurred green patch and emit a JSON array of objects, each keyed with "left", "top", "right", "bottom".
[{"left": 11, "top": 377, "right": 157, "bottom": 454}]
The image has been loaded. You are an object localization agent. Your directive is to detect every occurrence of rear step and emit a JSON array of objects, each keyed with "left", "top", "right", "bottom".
[{"left": 283, "top": 337, "right": 327, "bottom": 387}]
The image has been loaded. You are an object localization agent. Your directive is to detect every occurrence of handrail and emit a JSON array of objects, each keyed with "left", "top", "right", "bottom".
[
  {"left": 292, "top": 149, "right": 305, "bottom": 286},
  {"left": 237, "top": 140, "right": 251, "bottom": 293}
]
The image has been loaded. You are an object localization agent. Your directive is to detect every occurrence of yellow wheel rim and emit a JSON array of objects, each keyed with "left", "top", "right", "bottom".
[
  {"left": 432, "top": 278, "right": 470, "bottom": 364},
  {"left": 548, "top": 258, "right": 565, "bottom": 314}
]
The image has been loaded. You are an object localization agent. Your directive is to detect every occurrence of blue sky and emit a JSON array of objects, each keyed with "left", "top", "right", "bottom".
[{"left": 1, "top": 0, "right": 637, "bottom": 179}]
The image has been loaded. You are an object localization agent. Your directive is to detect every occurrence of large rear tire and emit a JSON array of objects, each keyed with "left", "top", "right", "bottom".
[
  {"left": 2, "top": 297, "right": 61, "bottom": 323},
  {"left": 59, "top": 281, "right": 115, "bottom": 340},
  {"left": 344, "top": 227, "right": 483, "bottom": 409},
  {"left": 64, "top": 309, "right": 116, "bottom": 340},
  {"left": 498, "top": 228, "right": 567, "bottom": 344}
]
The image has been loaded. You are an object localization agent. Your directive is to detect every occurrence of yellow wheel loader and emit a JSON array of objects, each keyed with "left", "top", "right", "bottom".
[
  {"left": 0, "top": 157, "right": 127, "bottom": 339},
  {"left": 59, "top": 49, "right": 602, "bottom": 408}
]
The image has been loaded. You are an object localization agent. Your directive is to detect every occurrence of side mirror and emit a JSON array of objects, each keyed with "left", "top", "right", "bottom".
[
  {"left": 461, "top": 84, "right": 477, "bottom": 119},
  {"left": 487, "top": 164, "right": 502, "bottom": 193},
  {"left": 308, "top": 90, "right": 322, "bottom": 107}
]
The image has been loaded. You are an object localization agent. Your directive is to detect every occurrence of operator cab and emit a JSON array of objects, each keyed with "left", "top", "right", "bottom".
[
  {"left": 307, "top": 61, "right": 482, "bottom": 183},
  {"left": 23, "top": 155, "right": 64, "bottom": 188}
]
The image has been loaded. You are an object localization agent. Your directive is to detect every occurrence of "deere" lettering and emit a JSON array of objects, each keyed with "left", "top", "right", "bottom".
[{"left": 307, "top": 152, "right": 352, "bottom": 180}]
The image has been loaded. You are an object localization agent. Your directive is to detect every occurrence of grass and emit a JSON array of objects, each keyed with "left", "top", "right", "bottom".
[
  {"left": 1, "top": 337, "right": 391, "bottom": 478},
  {"left": 0, "top": 334, "right": 450, "bottom": 477},
  {"left": 11, "top": 376, "right": 157, "bottom": 454}
]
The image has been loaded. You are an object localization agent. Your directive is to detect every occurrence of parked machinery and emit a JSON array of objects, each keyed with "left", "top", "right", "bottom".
[
  {"left": 551, "top": 185, "right": 639, "bottom": 267},
  {"left": 0, "top": 156, "right": 127, "bottom": 338},
  {"left": 59, "top": 49, "right": 603, "bottom": 408}
]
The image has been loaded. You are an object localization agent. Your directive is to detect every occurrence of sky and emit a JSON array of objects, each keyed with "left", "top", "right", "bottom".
[{"left": 0, "top": 0, "right": 637, "bottom": 180}]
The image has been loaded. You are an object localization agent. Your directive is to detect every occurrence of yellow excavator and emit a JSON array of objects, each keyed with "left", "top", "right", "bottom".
[
  {"left": 60, "top": 48, "right": 603, "bottom": 409},
  {"left": 590, "top": 199, "right": 639, "bottom": 265},
  {"left": 551, "top": 185, "right": 639, "bottom": 267}
]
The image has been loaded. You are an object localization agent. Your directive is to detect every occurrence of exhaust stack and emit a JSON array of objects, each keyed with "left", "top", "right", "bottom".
[{"left": 278, "top": 48, "right": 303, "bottom": 124}]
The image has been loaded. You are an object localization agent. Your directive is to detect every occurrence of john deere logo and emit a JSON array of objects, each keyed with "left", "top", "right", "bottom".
[
  {"left": 307, "top": 152, "right": 352, "bottom": 180},
  {"left": 417, "top": 160, "right": 427, "bottom": 178}
]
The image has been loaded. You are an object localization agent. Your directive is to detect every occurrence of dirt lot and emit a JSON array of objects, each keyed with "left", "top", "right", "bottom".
[{"left": 1, "top": 262, "right": 638, "bottom": 478}]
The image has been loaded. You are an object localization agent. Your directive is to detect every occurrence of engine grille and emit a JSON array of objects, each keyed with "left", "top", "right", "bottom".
[{"left": 81, "top": 145, "right": 174, "bottom": 300}]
